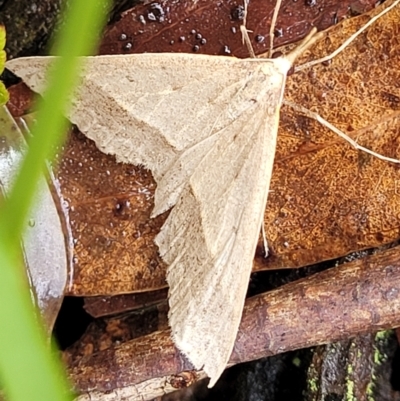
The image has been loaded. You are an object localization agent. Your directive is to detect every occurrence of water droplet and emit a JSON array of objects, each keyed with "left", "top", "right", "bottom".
[
  {"left": 190, "top": 29, "right": 196, "bottom": 35},
  {"left": 231, "top": 5, "right": 245, "bottom": 20},
  {"left": 305, "top": 0, "right": 316, "bottom": 6},
  {"left": 193, "top": 45, "right": 200, "bottom": 52},
  {"left": 147, "top": 3, "right": 165, "bottom": 22},
  {"left": 170, "top": 40, "right": 175, "bottom": 45},
  {"left": 195, "top": 33, "right": 202, "bottom": 40},
  {"left": 200, "top": 38, "right": 207, "bottom": 45},
  {"left": 255, "top": 34, "right": 265, "bottom": 43},
  {"left": 223, "top": 45, "right": 231, "bottom": 54},
  {"left": 124, "top": 42, "right": 133, "bottom": 51},
  {"left": 119, "top": 33, "right": 127, "bottom": 41},
  {"left": 231, "top": 27, "right": 237, "bottom": 34}
]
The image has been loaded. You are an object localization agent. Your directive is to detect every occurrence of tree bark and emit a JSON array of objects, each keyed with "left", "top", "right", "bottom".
[{"left": 69, "top": 245, "right": 400, "bottom": 400}]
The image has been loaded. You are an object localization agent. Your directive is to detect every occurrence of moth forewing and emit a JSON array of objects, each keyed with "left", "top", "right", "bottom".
[
  {"left": 5, "top": 0, "right": 398, "bottom": 389},
  {"left": 5, "top": 52, "right": 295, "bottom": 386},
  {"left": 156, "top": 58, "right": 289, "bottom": 386}
]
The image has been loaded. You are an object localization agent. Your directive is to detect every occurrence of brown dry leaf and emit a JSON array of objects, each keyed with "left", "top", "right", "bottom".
[
  {"left": 7, "top": 1, "right": 399, "bottom": 298},
  {"left": 83, "top": 288, "right": 168, "bottom": 318},
  {"left": 58, "top": 130, "right": 167, "bottom": 295},
  {"left": 100, "top": 0, "right": 377, "bottom": 58},
  {"left": 260, "top": 1, "right": 400, "bottom": 270},
  {"left": 8, "top": 85, "right": 167, "bottom": 297},
  {"left": 79, "top": 1, "right": 400, "bottom": 295},
  {"left": 54, "top": 1, "right": 400, "bottom": 295}
]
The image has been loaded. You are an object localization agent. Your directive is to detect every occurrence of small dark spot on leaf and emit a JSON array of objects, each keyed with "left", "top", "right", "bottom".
[
  {"left": 381, "top": 91, "right": 400, "bottom": 109},
  {"left": 274, "top": 27, "right": 283, "bottom": 38}
]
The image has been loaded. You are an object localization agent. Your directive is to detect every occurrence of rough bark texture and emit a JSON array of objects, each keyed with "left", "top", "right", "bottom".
[
  {"left": 68, "top": 245, "right": 400, "bottom": 397},
  {"left": 0, "top": 0, "right": 63, "bottom": 58},
  {"left": 304, "top": 332, "right": 400, "bottom": 401}
]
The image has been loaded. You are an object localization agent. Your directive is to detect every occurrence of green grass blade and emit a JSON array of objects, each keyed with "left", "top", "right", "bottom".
[{"left": 0, "top": 1, "right": 111, "bottom": 400}]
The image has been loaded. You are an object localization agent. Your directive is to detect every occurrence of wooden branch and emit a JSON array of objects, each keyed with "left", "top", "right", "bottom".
[
  {"left": 75, "top": 371, "right": 208, "bottom": 401},
  {"left": 70, "top": 246, "right": 400, "bottom": 400}
]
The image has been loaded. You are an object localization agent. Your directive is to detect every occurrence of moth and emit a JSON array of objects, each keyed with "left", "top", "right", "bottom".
[{"left": 6, "top": 0, "right": 399, "bottom": 387}]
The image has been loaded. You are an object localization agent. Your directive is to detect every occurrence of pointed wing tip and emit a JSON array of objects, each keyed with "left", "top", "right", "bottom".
[
  {"left": 169, "top": 320, "right": 229, "bottom": 388},
  {"left": 6, "top": 57, "right": 55, "bottom": 94}
]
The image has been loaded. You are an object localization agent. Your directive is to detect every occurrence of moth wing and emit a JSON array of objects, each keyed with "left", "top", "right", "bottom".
[
  {"left": 6, "top": 54, "right": 274, "bottom": 214},
  {"left": 156, "top": 64, "right": 286, "bottom": 385},
  {"left": 7, "top": 54, "right": 288, "bottom": 385}
]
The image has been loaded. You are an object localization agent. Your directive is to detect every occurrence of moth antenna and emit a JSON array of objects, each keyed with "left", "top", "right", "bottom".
[
  {"left": 284, "top": 100, "right": 400, "bottom": 164},
  {"left": 284, "top": 27, "right": 324, "bottom": 66},
  {"left": 268, "top": 0, "right": 283, "bottom": 58},
  {"left": 295, "top": 0, "right": 400, "bottom": 71},
  {"left": 286, "top": 0, "right": 400, "bottom": 164}
]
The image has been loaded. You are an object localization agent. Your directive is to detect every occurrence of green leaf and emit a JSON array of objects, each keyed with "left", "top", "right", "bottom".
[
  {"left": 0, "top": 81, "right": 9, "bottom": 105},
  {"left": 0, "top": 25, "right": 5, "bottom": 50}
]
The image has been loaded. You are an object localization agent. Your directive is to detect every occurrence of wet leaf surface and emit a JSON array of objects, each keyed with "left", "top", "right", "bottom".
[
  {"left": 6, "top": 0, "right": 400, "bottom": 300},
  {"left": 0, "top": 105, "right": 67, "bottom": 330}
]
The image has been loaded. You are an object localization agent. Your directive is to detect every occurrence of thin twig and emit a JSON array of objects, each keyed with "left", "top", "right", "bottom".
[
  {"left": 295, "top": 0, "right": 400, "bottom": 72},
  {"left": 284, "top": 100, "right": 400, "bottom": 164},
  {"left": 269, "top": 0, "right": 282, "bottom": 58}
]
